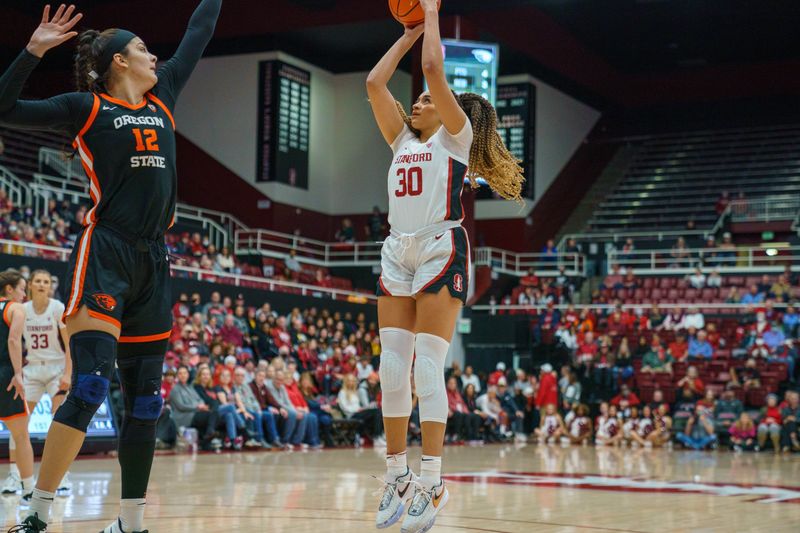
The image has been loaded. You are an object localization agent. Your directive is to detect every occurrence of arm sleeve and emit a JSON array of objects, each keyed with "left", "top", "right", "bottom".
[
  {"left": 0, "top": 49, "right": 89, "bottom": 134},
  {"left": 153, "top": 0, "right": 222, "bottom": 109}
]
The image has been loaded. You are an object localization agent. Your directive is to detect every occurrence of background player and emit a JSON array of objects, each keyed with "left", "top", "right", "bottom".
[
  {"left": 0, "top": 269, "right": 35, "bottom": 505},
  {"left": 366, "top": 1, "right": 524, "bottom": 531},
  {"left": 3, "top": 270, "right": 73, "bottom": 497},
  {"left": 0, "top": 2, "right": 222, "bottom": 532}
]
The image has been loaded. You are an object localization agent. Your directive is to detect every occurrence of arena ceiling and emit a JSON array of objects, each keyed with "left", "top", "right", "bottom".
[{"left": 2, "top": 0, "right": 800, "bottom": 108}]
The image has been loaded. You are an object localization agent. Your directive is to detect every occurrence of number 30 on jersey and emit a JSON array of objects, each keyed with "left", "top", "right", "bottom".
[{"left": 395, "top": 166, "right": 423, "bottom": 197}]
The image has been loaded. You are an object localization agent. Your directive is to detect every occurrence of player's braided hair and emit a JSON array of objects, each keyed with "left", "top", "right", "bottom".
[
  {"left": 396, "top": 93, "right": 525, "bottom": 203},
  {"left": 74, "top": 29, "right": 127, "bottom": 93},
  {"left": 0, "top": 269, "right": 24, "bottom": 298}
]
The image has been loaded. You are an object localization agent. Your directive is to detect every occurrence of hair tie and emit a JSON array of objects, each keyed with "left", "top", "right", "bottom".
[{"left": 88, "top": 70, "right": 99, "bottom": 80}]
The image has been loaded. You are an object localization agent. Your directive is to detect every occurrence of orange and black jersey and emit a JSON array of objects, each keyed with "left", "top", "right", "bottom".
[
  {"left": 0, "top": 300, "right": 13, "bottom": 367},
  {"left": 0, "top": 0, "right": 222, "bottom": 240}
]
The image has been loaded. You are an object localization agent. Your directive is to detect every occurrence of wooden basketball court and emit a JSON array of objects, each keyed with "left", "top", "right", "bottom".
[{"left": 1, "top": 444, "right": 798, "bottom": 532}]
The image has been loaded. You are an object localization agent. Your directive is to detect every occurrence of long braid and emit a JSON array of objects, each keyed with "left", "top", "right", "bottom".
[
  {"left": 455, "top": 92, "right": 524, "bottom": 203},
  {"left": 395, "top": 100, "right": 420, "bottom": 138}
]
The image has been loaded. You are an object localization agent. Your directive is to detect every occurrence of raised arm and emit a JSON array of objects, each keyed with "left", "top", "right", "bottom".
[
  {"left": 154, "top": 0, "right": 223, "bottom": 108},
  {"left": 366, "top": 25, "right": 424, "bottom": 145},
  {"left": 0, "top": 4, "right": 87, "bottom": 133},
  {"left": 419, "top": 0, "right": 467, "bottom": 135}
]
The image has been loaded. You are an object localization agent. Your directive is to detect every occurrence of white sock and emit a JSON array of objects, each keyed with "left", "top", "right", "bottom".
[
  {"left": 386, "top": 451, "right": 408, "bottom": 479},
  {"left": 21, "top": 476, "right": 35, "bottom": 492},
  {"left": 29, "top": 488, "right": 55, "bottom": 524},
  {"left": 420, "top": 455, "right": 442, "bottom": 489},
  {"left": 119, "top": 498, "right": 146, "bottom": 532},
  {"left": 9, "top": 463, "right": 19, "bottom": 476}
]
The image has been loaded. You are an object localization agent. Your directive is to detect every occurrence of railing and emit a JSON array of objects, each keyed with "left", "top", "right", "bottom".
[
  {"left": 729, "top": 197, "right": 800, "bottom": 223},
  {"left": 38, "top": 147, "right": 83, "bottom": 182},
  {"left": 607, "top": 244, "right": 800, "bottom": 275},
  {"left": 0, "top": 239, "right": 376, "bottom": 304},
  {"left": 0, "top": 165, "right": 30, "bottom": 208},
  {"left": 473, "top": 248, "right": 585, "bottom": 277},
  {"left": 235, "top": 229, "right": 383, "bottom": 267},
  {"left": 176, "top": 204, "right": 248, "bottom": 243},
  {"left": 472, "top": 302, "right": 790, "bottom": 314}
]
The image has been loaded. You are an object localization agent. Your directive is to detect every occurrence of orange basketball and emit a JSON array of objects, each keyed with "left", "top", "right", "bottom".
[{"left": 388, "top": 0, "right": 440, "bottom": 27}]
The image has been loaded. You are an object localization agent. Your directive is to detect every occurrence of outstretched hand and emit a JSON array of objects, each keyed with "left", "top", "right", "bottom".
[{"left": 27, "top": 4, "right": 83, "bottom": 58}]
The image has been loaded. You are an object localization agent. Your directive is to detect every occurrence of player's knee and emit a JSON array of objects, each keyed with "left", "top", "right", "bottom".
[
  {"left": 53, "top": 331, "right": 117, "bottom": 432},
  {"left": 413, "top": 333, "right": 448, "bottom": 399},
  {"left": 117, "top": 355, "right": 164, "bottom": 443},
  {"left": 378, "top": 328, "right": 414, "bottom": 392}
]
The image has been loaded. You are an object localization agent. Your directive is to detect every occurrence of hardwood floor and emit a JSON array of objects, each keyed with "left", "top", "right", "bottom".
[{"left": 1, "top": 444, "right": 798, "bottom": 532}]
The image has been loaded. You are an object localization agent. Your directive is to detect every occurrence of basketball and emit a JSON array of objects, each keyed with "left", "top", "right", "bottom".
[{"left": 388, "top": 0, "right": 440, "bottom": 27}]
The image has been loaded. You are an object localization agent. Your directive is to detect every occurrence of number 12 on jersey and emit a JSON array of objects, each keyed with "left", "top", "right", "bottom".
[
  {"left": 132, "top": 128, "right": 159, "bottom": 152},
  {"left": 395, "top": 166, "right": 423, "bottom": 197}
]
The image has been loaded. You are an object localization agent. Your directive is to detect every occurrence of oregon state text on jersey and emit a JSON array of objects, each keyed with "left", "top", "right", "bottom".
[
  {"left": 387, "top": 121, "right": 473, "bottom": 234},
  {"left": 73, "top": 92, "right": 177, "bottom": 239}
]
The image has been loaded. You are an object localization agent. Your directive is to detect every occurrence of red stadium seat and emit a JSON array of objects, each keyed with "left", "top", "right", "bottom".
[{"left": 747, "top": 388, "right": 767, "bottom": 407}]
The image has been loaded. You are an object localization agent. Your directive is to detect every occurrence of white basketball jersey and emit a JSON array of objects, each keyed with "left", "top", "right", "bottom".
[
  {"left": 23, "top": 299, "right": 66, "bottom": 363},
  {"left": 387, "top": 122, "right": 473, "bottom": 234}
]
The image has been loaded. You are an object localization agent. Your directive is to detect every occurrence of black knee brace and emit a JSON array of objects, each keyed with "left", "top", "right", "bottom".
[
  {"left": 53, "top": 331, "right": 117, "bottom": 432},
  {"left": 117, "top": 355, "right": 165, "bottom": 443}
]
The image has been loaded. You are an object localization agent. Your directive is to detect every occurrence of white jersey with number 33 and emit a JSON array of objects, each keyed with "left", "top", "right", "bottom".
[
  {"left": 387, "top": 121, "right": 473, "bottom": 234},
  {"left": 23, "top": 299, "right": 66, "bottom": 363}
]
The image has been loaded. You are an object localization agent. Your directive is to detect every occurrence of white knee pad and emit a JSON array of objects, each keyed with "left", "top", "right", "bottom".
[
  {"left": 414, "top": 333, "right": 449, "bottom": 424},
  {"left": 379, "top": 327, "right": 415, "bottom": 418}
]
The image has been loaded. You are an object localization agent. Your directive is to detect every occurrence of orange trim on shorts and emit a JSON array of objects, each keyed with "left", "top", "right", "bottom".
[
  {"left": 100, "top": 92, "right": 147, "bottom": 110},
  {"left": 64, "top": 224, "right": 96, "bottom": 319},
  {"left": 118, "top": 331, "right": 171, "bottom": 343},
  {"left": 0, "top": 410, "right": 28, "bottom": 422},
  {"left": 87, "top": 309, "right": 121, "bottom": 330},
  {"left": 146, "top": 93, "right": 175, "bottom": 129},
  {"left": 419, "top": 231, "right": 457, "bottom": 293}
]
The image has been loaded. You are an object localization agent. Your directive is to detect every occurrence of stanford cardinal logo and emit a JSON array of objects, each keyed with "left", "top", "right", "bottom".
[
  {"left": 93, "top": 293, "right": 117, "bottom": 312},
  {"left": 453, "top": 273, "right": 463, "bottom": 293}
]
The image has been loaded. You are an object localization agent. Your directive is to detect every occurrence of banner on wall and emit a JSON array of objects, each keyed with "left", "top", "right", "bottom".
[
  {"left": 256, "top": 60, "right": 311, "bottom": 189},
  {"left": 489, "top": 82, "right": 536, "bottom": 200}
]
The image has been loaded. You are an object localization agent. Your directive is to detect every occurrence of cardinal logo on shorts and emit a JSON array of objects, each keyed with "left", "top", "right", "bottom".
[
  {"left": 93, "top": 293, "right": 117, "bottom": 312},
  {"left": 453, "top": 274, "right": 463, "bottom": 293}
]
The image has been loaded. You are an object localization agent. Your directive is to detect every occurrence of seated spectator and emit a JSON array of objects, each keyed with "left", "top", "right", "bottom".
[
  {"left": 648, "top": 389, "right": 670, "bottom": 414},
  {"left": 476, "top": 387, "right": 505, "bottom": 438},
  {"left": 706, "top": 322, "right": 724, "bottom": 350},
  {"left": 780, "top": 390, "right": 800, "bottom": 452},
  {"left": 782, "top": 303, "right": 800, "bottom": 337},
  {"left": 541, "top": 239, "right": 558, "bottom": 263},
  {"left": 520, "top": 268, "right": 539, "bottom": 288},
  {"left": 560, "top": 369, "right": 582, "bottom": 410},
  {"left": 748, "top": 336, "right": 771, "bottom": 359},
  {"left": 729, "top": 413, "right": 757, "bottom": 451},
  {"left": 731, "top": 358, "right": 761, "bottom": 390},
  {"left": 249, "top": 370, "right": 285, "bottom": 447},
  {"left": 677, "top": 366, "right": 705, "bottom": 397},
  {"left": 335, "top": 218, "right": 355, "bottom": 243},
  {"left": 642, "top": 338, "right": 674, "bottom": 374},
  {"left": 769, "top": 340, "right": 796, "bottom": 383},
  {"left": 770, "top": 275, "right": 792, "bottom": 301},
  {"left": 661, "top": 308, "right": 686, "bottom": 331},
  {"left": 718, "top": 232, "right": 737, "bottom": 263},
  {"left": 757, "top": 274, "right": 773, "bottom": 297},
  {"left": 534, "top": 403, "right": 566, "bottom": 443},
  {"left": 576, "top": 331, "right": 598, "bottom": 365},
  {"left": 496, "top": 378, "right": 525, "bottom": 439},
  {"left": 741, "top": 284, "right": 765, "bottom": 305},
  {"left": 757, "top": 394, "right": 783, "bottom": 452},
  {"left": 338, "top": 374, "right": 384, "bottom": 444},
  {"left": 725, "top": 286, "right": 742, "bottom": 304},
  {"left": 488, "top": 362, "right": 507, "bottom": 386},
  {"left": 603, "top": 264, "right": 625, "bottom": 290},
  {"left": 216, "top": 369, "right": 252, "bottom": 449},
  {"left": 610, "top": 384, "right": 640, "bottom": 417},
  {"left": 169, "top": 366, "right": 219, "bottom": 451},
  {"left": 707, "top": 268, "right": 722, "bottom": 288},
  {"left": 714, "top": 384, "right": 743, "bottom": 435},
  {"left": 684, "top": 307, "right": 705, "bottom": 330},
  {"left": 688, "top": 331, "right": 714, "bottom": 360},
  {"left": 446, "top": 377, "right": 481, "bottom": 443},
  {"left": 214, "top": 246, "right": 238, "bottom": 274},
  {"left": 676, "top": 404, "right": 717, "bottom": 450},
  {"left": 266, "top": 369, "right": 308, "bottom": 450},
  {"left": 688, "top": 268, "right": 706, "bottom": 289},
  {"left": 667, "top": 332, "right": 689, "bottom": 362},
  {"left": 670, "top": 237, "right": 691, "bottom": 267},
  {"left": 460, "top": 365, "right": 481, "bottom": 393},
  {"left": 613, "top": 338, "right": 634, "bottom": 382},
  {"left": 285, "top": 373, "right": 323, "bottom": 449},
  {"left": 299, "top": 372, "right": 335, "bottom": 447},
  {"left": 194, "top": 366, "right": 244, "bottom": 450},
  {"left": 234, "top": 367, "right": 279, "bottom": 448},
  {"left": 366, "top": 205, "right": 386, "bottom": 241}
]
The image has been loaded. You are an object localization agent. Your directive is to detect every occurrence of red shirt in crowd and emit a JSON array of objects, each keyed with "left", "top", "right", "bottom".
[
  {"left": 272, "top": 326, "right": 292, "bottom": 349},
  {"left": 447, "top": 389, "right": 469, "bottom": 414},
  {"left": 487, "top": 370, "right": 505, "bottom": 386},
  {"left": 286, "top": 380, "right": 309, "bottom": 410},
  {"left": 610, "top": 391, "right": 641, "bottom": 407},
  {"left": 668, "top": 340, "right": 688, "bottom": 361},
  {"left": 535, "top": 371, "right": 558, "bottom": 408},
  {"left": 219, "top": 324, "right": 243, "bottom": 348},
  {"left": 763, "top": 406, "right": 782, "bottom": 425}
]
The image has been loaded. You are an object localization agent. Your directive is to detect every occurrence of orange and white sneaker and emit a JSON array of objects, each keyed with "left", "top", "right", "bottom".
[{"left": 400, "top": 480, "right": 449, "bottom": 533}]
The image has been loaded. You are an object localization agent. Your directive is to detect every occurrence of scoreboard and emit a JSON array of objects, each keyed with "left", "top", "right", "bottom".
[
  {"left": 429, "top": 40, "right": 499, "bottom": 106},
  {"left": 494, "top": 82, "right": 536, "bottom": 199},
  {"left": 257, "top": 60, "right": 311, "bottom": 189}
]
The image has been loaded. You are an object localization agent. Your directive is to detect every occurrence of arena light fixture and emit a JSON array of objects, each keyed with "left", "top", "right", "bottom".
[{"left": 766, "top": 248, "right": 778, "bottom": 257}]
